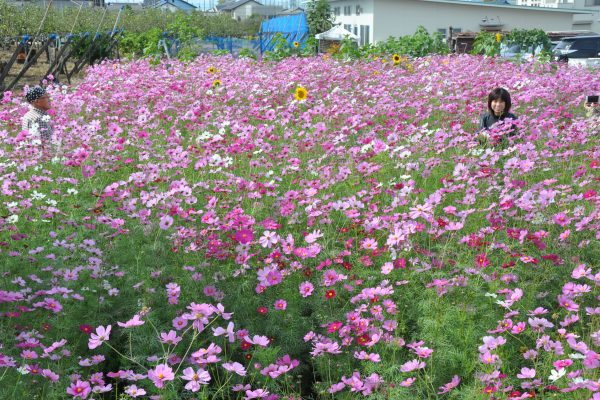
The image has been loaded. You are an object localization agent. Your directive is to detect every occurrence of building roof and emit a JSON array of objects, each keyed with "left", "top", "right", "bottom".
[
  {"left": 216, "top": 0, "right": 262, "bottom": 11},
  {"left": 151, "top": 0, "right": 196, "bottom": 10},
  {"left": 420, "top": 0, "right": 594, "bottom": 13},
  {"left": 277, "top": 7, "right": 305, "bottom": 15}
]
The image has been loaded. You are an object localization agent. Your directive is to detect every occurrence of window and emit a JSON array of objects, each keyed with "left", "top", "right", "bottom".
[
  {"left": 333, "top": 7, "right": 341, "bottom": 16},
  {"left": 575, "top": 38, "right": 599, "bottom": 50},
  {"left": 354, "top": 26, "right": 358, "bottom": 36},
  {"left": 356, "top": 5, "right": 362, "bottom": 15},
  {"left": 360, "top": 25, "right": 370, "bottom": 46},
  {"left": 437, "top": 28, "right": 447, "bottom": 36},
  {"left": 453, "top": 28, "right": 462, "bottom": 33},
  {"left": 344, "top": 24, "right": 352, "bottom": 32},
  {"left": 344, "top": 5, "right": 352, "bottom": 16},
  {"left": 585, "top": 0, "right": 600, "bottom": 5}
]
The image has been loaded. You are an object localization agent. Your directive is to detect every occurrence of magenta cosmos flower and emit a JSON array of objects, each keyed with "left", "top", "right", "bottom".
[{"left": 234, "top": 229, "right": 253, "bottom": 244}]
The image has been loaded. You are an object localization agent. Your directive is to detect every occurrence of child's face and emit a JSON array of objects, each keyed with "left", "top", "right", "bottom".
[{"left": 491, "top": 99, "right": 506, "bottom": 116}]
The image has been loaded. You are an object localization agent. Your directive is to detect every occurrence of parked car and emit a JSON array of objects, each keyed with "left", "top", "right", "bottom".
[
  {"left": 500, "top": 44, "right": 545, "bottom": 61},
  {"left": 553, "top": 35, "right": 600, "bottom": 62}
]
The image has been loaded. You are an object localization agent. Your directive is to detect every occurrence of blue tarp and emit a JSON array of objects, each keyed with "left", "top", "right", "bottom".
[
  {"left": 203, "top": 36, "right": 261, "bottom": 55},
  {"left": 259, "top": 13, "right": 309, "bottom": 53}
]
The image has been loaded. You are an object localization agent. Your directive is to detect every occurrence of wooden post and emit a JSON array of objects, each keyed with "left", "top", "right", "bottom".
[
  {"left": 6, "top": 37, "right": 54, "bottom": 91},
  {"left": 0, "top": 40, "right": 27, "bottom": 91}
]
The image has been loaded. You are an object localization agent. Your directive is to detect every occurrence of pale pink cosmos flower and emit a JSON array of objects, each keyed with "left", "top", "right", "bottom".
[
  {"left": 517, "top": 367, "right": 536, "bottom": 379},
  {"left": 247, "top": 335, "right": 270, "bottom": 347},
  {"left": 245, "top": 388, "right": 270, "bottom": 399},
  {"left": 258, "top": 230, "right": 279, "bottom": 248},
  {"left": 124, "top": 385, "right": 146, "bottom": 397},
  {"left": 88, "top": 325, "right": 111, "bottom": 350},
  {"left": 159, "top": 215, "right": 174, "bottom": 230},
  {"left": 212, "top": 321, "right": 235, "bottom": 343}
]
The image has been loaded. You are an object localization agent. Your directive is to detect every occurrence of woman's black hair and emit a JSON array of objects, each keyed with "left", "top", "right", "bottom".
[{"left": 487, "top": 87, "right": 512, "bottom": 116}]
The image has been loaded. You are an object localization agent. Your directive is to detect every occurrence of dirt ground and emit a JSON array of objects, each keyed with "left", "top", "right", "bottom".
[{"left": 0, "top": 48, "right": 85, "bottom": 93}]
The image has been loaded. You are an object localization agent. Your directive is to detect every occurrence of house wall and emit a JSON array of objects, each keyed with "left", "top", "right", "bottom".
[
  {"left": 563, "top": 0, "right": 600, "bottom": 33},
  {"left": 332, "top": 0, "right": 585, "bottom": 43},
  {"left": 331, "top": 0, "right": 374, "bottom": 45},
  {"left": 374, "top": 0, "right": 580, "bottom": 40},
  {"left": 232, "top": 1, "right": 261, "bottom": 20}
]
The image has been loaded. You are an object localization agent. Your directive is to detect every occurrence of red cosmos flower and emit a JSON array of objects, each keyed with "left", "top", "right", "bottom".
[
  {"left": 257, "top": 306, "right": 268, "bottom": 315},
  {"left": 240, "top": 341, "right": 252, "bottom": 351},
  {"left": 325, "top": 290, "right": 336, "bottom": 300},
  {"left": 483, "top": 385, "right": 497, "bottom": 394},
  {"left": 79, "top": 324, "right": 94, "bottom": 335},
  {"left": 342, "top": 261, "right": 352, "bottom": 271},
  {"left": 244, "top": 353, "right": 252, "bottom": 360},
  {"left": 357, "top": 334, "right": 370, "bottom": 346},
  {"left": 590, "top": 159, "right": 599, "bottom": 169}
]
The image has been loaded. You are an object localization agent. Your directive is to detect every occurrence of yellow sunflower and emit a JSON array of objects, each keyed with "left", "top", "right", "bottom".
[
  {"left": 293, "top": 41, "right": 300, "bottom": 48},
  {"left": 294, "top": 86, "right": 308, "bottom": 102},
  {"left": 392, "top": 54, "right": 401, "bottom": 65},
  {"left": 207, "top": 66, "right": 216, "bottom": 73},
  {"left": 213, "top": 79, "right": 222, "bottom": 88}
]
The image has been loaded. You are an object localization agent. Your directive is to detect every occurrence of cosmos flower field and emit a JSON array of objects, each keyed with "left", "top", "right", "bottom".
[{"left": 0, "top": 54, "right": 599, "bottom": 399}]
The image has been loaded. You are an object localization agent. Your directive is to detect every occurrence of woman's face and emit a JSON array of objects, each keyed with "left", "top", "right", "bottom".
[{"left": 491, "top": 99, "right": 506, "bottom": 116}]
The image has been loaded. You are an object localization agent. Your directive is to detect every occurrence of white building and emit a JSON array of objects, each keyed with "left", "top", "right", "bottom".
[
  {"left": 516, "top": 0, "right": 573, "bottom": 8},
  {"left": 329, "top": 0, "right": 595, "bottom": 45},
  {"left": 559, "top": 0, "right": 600, "bottom": 32}
]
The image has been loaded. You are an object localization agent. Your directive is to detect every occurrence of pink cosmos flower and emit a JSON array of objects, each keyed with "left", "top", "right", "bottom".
[
  {"left": 274, "top": 299, "right": 287, "bottom": 310},
  {"left": 41, "top": 368, "right": 59, "bottom": 382},
  {"left": 159, "top": 330, "right": 182, "bottom": 345},
  {"left": 223, "top": 361, "right": 247, "bottom": 376},
  {"left": 437, "top": 375, "right": 460, "bottom": 394},
  {"left": 299, "top": 281, "right": 314, "bottom": 297},
  {"left": 117, "top": 314, "right": 144, "bottom": 328},
  {"left": 148, "top": 364, "right": 175, "bottom": 388},
  {"left": 66, "top": 380, "right": 91, "bottom": 399},
  {"left": 181, "top": 367, "right": 211, "bottom": 391},
  {"left": 88, "top": 325, "right": 111, "bottom": 350},
  {"left": 400, "top": 359, "right": 425, "bottom": 372}
]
